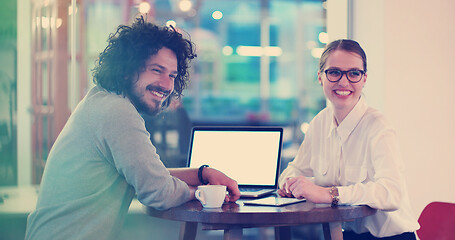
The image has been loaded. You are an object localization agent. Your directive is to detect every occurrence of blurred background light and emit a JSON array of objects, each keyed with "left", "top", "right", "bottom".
[
  {"left": 322, "top": 1, "right": 328, "bottom": 9},
  {"left": 264, "top": 46, "right": 282, "bottom": 56},
  {"left": 166, "top": 20, "right": 177, "bottom": 28},
  {"left": 68, "top": 5, "right": 78, "bottom": 15},
  {"left": 236, "top": 46, "right": 283, "bottom": 57},
  {"left": 212, "top": 10, "right": 223, "bottom": 20},
  {"left": 138, "top": 2, "right": 151, "bottom": 14},
  {"left": 56, "top": 18, "right": 63, "bottom": 28},
  {"left": 222, "top": 46, "right": 233, "bottom": 56},
  {"left": 318, "top": 32, "right": 328, "bottom": 44},
  {"left": 179, "top": 0, "right": 192, "bottom": 12}
]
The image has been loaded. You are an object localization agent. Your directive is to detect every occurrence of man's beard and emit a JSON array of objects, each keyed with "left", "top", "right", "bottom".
[{"left": 127, "top": 89, "right": 165, "bottom": 116}]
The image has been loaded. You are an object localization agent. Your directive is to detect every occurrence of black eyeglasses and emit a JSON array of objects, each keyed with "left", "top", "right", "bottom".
[{"left": 324, "top": 69, "right": 365, "bottom": 83}]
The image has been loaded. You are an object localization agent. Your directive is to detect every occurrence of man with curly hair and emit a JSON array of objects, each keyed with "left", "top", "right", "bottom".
[{"left": 25, "top": 17, "right": 240, "bottom": 240}]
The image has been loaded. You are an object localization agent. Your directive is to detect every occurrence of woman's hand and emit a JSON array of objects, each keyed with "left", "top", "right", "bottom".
[
  {"left": 279, "top": 176, "right": 332, "bottom": 204},
  {"left": 277, "top": 177, "right": 294, "bottom": 198}
]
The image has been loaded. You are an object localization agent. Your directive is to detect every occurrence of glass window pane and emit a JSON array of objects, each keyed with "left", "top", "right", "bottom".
[{"left": 80, "top": 0, "right": 326, "bottom": 138}]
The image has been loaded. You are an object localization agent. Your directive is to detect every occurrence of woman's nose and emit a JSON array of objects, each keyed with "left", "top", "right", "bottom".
[{"left": 338, "top": 74, "right": 350, "bottom": 86}]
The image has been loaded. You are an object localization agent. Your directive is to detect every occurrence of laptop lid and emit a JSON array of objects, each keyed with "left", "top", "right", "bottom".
[{"left": 187, "top": 126, "right": 283, "bottom": 197}]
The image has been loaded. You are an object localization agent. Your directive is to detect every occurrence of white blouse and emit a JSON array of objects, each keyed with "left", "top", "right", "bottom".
[{"left": 279, "top": 97, "right": 419, "bottom": 237}]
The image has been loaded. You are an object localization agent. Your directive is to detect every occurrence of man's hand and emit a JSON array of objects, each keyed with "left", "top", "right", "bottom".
[{"left": 203, "top": 167, "right": 241, "bottom": 202}]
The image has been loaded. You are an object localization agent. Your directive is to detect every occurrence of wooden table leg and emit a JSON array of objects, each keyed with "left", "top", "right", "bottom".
[
  {"left": 274, "top": 226, "right": 292, "bottom": 240},
  {"left": 322, "top": 222, "right": 343, "bottom": 240},
  {"left": 179, "top": 222, "right": 198, "bottom": 240},
  {"left": 223, "top": 227, "right": 243, "bottom": 240}
]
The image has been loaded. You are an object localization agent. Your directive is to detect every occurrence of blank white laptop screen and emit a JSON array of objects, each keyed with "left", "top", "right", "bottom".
[{"left": 188, "top": 127, "right": 283, "bottom": 191}]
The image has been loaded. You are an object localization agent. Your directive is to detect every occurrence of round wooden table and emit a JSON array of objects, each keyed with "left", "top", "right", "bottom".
[{"left": 147, "top": 199, "right": 376, "bottom": 240}]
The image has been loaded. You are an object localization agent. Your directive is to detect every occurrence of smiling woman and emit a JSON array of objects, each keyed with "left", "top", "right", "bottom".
[
  {"left": 278, "top": 39, "right": 419, "bottom": 240},
  {"left": 318, "top": 46, "right": 367, "bottom": 123}
]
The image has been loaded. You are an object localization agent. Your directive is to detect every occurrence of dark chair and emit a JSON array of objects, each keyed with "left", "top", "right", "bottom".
[
  {"left": 416, "top": 201, "right": 455, "bottom": 240},
  {"left": 143, "top": 102, "right": 192, "bottom": 168}
]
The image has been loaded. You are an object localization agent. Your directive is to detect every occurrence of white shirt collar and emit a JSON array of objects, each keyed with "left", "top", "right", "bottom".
[{"left": 328, "top": 96, "right": 368, "bottom": 143}]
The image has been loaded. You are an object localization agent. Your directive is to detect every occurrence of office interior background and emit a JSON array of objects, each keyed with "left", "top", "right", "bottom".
[{"left": 1, "top": 0, "right": 454, "bottom": 239}]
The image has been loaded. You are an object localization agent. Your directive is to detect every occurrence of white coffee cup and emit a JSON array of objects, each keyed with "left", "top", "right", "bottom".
[{"left": 195, "top": 185, "right": 227, "bottom": 208}]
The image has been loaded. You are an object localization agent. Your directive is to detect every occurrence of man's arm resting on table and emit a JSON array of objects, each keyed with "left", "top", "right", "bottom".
[{"left": 168, "top": 167, "right": 241, "bottom": 202}]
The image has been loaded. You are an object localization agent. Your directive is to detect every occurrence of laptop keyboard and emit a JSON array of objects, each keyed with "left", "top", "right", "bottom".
[{"left": 240, "top": 187, "right": 265, "bottom": 192}]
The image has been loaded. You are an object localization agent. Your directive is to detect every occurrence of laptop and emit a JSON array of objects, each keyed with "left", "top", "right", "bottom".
[{"left": 187, "top": 126, "right": 283, "bottom": 198}]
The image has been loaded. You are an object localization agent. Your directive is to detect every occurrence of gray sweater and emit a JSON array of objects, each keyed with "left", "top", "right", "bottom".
[{"left": 26, "top": 86, "right": 191, "bottom": 240}]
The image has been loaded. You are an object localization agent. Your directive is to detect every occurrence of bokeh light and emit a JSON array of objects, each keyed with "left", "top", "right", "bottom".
[{"left": 212, "top": 11, "right": 223, "bottom": 20}]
